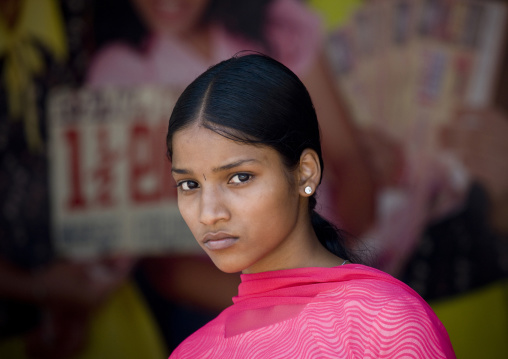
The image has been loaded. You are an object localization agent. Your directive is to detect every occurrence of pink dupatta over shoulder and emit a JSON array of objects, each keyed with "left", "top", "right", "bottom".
[{"left": 170, "top": 264, "right": 456, "bottom": 358}]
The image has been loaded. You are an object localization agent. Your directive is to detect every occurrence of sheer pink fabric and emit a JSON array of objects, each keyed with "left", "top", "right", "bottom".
[{"left": 170, "top": 265, "right": 456, "bottom": 358}]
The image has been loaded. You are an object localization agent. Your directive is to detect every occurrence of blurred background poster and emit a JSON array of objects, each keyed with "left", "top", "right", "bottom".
[
  {"left": 327, "top": 0, "right": 506, "bottom": 141},
  {"left": 48, "top": 86, "right": 197, "bottom": 258},
  {"left": 1, "top": 0, "right": 508, "bottom": 358}
]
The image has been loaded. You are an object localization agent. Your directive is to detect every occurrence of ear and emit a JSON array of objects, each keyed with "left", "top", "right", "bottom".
[{"left": 298, "top": 149, "right": 321, "bottom": 196}]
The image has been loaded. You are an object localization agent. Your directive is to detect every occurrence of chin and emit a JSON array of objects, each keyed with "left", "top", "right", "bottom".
[{"left": 209, "top": 257, "right": 247, "bottom": 274}]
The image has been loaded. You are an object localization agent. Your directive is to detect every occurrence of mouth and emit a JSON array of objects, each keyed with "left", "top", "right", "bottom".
[{"left": 202, "top": 232, "right": 239, "bottom": 251}]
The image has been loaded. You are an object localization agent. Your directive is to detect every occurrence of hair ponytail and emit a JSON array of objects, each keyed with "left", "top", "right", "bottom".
[{"left": 308, "top": 196, "right": 360, "bottom": 263}]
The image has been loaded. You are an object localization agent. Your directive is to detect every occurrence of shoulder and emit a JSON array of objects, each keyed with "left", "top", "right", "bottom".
[
  {"left": 308, "top": 265, "right": 456, "bottom": 358},
  {"left": 265, "top": 0, "right": 323, "bottom": 76},
  {"left": 327, "top": 264, "right": 442, "bottom": 321},
  {"left": 361, "top": 292, "right": 455, "bottom": 358},
  {"left": 86, "top": 42, "right": 151, "bottom": 87}
]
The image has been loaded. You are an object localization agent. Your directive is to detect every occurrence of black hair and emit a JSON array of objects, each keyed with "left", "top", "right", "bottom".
[
  {"left": 92, "top": 0, "right": 274, "bottom": 53},
  {"left": 166, "top": 53, "right": 357, "bottom": 262}
]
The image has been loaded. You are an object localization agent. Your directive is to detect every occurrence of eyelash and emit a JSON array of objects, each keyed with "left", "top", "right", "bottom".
[
  {"left": 176, "top": 173, "right": 253, "bottom": 192},
  {"left": 176, "top": 180, "right": 199, "bottom": 191},
  {"left": 229, "top": 173, "right": 253, "bottom": 184}
]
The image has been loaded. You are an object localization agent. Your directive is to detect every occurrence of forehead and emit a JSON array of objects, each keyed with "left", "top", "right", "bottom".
[{"left": 171, "top": 124, "right": 279, "bottom": 170}]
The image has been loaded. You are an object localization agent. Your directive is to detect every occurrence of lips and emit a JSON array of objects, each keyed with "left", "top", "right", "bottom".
[{"left": 202, "top": 232, "right": 238, "bottom": 250}]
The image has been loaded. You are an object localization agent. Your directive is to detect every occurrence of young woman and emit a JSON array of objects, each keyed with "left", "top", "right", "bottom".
[{"left": 165, "top": 53, "right": 456, "bottom": 358}]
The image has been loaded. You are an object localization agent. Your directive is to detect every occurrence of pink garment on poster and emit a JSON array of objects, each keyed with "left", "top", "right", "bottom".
[
  {"left": 170, "top": 264, "right": 456, "bottom": 358},
  {"left": 87, "top": 0, "right": 322, "bottom": 88}
]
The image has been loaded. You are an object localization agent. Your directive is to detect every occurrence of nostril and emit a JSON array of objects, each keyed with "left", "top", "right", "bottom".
[{"left": 199, "top": 193, "right": 231, "bottom": 225}]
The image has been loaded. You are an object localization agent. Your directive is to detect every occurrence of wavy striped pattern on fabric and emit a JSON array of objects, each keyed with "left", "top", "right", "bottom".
[{"left": 170, "top": 265, "right": 455, "bottom": 358}]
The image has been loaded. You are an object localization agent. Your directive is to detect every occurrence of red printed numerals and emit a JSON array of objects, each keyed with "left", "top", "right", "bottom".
[
  {"left": 129, "top": 121, "right": 175, "bottom": 203},
  {"left": 63, "top": 121, "right": 176, "bottom": 211},
  {"left": 64, "top": 128, "right": 87, "bottom": 209}
]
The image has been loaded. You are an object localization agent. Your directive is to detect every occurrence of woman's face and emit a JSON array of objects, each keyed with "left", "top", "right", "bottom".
[
  {"left": 171, "top": 124, "right": 308, "bottom": 274},
  {"left": 132, "top": 0, "right": 211, "bottom": 37}
]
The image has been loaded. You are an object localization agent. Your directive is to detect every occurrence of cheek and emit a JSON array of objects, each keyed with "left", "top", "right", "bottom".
[
  {"left": 177, "top": 196, "right": 198, "bottom": 233},
  {"left": 242, "top": 186, "right": 296, "bottom": 228}
]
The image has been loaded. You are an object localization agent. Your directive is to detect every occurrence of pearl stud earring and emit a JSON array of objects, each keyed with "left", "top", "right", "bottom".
[{"left": 304, "top": 186, "right": 312, "bottom": 195}]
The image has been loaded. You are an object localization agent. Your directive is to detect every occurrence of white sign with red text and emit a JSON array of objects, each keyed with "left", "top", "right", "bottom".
[{"left": 48, "top": 86, "right": 200, "bottom": 258}]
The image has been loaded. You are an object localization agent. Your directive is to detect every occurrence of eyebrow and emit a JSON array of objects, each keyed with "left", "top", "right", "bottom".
[{"left": 171, "top": 159, "right": 259, "bottom": 175}]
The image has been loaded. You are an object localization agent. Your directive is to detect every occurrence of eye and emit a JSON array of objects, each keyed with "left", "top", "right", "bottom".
[
  {"left": 229, "top": 173, "right": 252, "bottom": 184},
  {"left": 177, "top": 180, "right": 199, "bottom": 191}
]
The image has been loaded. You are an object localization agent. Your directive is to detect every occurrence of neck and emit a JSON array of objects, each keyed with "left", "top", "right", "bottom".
[
  {"left": 179, "top": 23, "right": 213, "bottom": 60},
  {"left": 242, "top": 220, "right": 345, "bottom": 274}
]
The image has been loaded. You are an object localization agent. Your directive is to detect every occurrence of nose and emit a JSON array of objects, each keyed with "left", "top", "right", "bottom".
[{"left": 199, "top": 186, "right": 230, "bottom": 226}]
